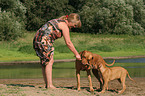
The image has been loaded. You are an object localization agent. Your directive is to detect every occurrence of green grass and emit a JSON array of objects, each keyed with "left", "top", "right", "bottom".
[{"left": 0, "top": 31, "right": 145, "bottom": 62}]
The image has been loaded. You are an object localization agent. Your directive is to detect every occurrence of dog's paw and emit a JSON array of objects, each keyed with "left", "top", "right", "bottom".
[{"left": 99, "top": 90, "right": 105, "bottom": 94}]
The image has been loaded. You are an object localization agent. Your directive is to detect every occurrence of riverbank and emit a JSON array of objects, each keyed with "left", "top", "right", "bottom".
[
  {"left": 0, "top": 77, "right": 145, "bottom": 96},
  {"left": 0, "top": 55, "right": 145, "bottom": 65}
]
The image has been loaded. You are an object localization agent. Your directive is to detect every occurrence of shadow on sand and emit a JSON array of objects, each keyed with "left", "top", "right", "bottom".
[
  {"left": 60, "top": 86, "right": 118, "bottom": 94},
  {"left": 6, "top": 84, "right": 35, "bottom": 87}
]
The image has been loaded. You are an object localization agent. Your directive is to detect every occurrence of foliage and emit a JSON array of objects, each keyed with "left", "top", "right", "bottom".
[
  {"left": 0, "top": 0, "right": 26, "bottom": 23},
  {"left": 79, "top": 0, "right": 145, "bottom": 35},
  {"left": 0, "top": 0, "right": 26, "bottom": 41},
  {"left": 0, "top": 0, "right": 145, "bottom": 41},
  {"left": 78, "top": 1, "right": 101, "bottom": 33},
  {"left": 21, "top": 0, "right": 74, "bottom": 30},
  {"left": 126, "top": 0, "right": 145, "bottom": 29},
  {"left": 68, "top": 0, "right": 87, "bottom": 12},
  {"left": 0, "top": 11, "right": 24, "bottom": 41}
]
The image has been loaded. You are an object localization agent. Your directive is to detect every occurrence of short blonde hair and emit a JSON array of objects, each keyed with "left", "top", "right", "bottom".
[{"left": 59, "top": 13, "right": 81, "bottom": 28}]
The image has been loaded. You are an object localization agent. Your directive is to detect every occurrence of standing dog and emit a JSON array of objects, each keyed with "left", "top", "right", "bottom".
[
  {"left": 95, "top": 62, "right": 136, "bottom": 94},
  {"left": 75, "top": 50, "right": 115, "bottom": 92}
]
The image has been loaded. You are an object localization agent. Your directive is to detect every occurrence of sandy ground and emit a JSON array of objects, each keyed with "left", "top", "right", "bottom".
[{"left": 0, "top": 77, "right": 145, "bottom": 96}]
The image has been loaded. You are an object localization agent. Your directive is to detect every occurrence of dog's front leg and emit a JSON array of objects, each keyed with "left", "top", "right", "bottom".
[
  {"left": 76, "top": 70, "right": 81, "bottom": 91},
  {"left": 87, "top": 70, "right": 94, "bottom": 92},
  {"left": 100, "top": 79, "right": 108, "bottom": 93}
]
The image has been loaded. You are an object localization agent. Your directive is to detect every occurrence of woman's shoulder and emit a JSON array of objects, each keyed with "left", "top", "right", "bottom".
[
  {"left": 58, "top": 21, "right": 68, "bottom": 31},
  {"left": 48, "top": 19, "right": 68, "bottom": 30},
  {"left": 57, "top": 19, "right": 66, "bottom": 23},
  {"left": 48, "top": 19, "right": 66, "bottom": 24}
]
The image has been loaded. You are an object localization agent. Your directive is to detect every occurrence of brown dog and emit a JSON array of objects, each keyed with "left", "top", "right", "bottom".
[
  {"left": 95, "top": 62, "right": 136, "bottom": 94},
  {"left": 75, "top": 50, "right": 115, "bottom": 92}
]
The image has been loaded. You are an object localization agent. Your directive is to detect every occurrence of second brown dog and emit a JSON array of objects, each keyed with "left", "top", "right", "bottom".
[{"left": 95, "top": 62, "right": 136, "bottom": 94}]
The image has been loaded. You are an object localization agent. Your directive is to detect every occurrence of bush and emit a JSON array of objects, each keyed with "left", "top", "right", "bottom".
[
  {"left": 126, "top": 0, "right": 145, "bottom": 29},
  {"left": 79, "top": 1, "right": 100, "bottom": 34},
  {"left": 0, "top": 11, "right": 24, "bottom": 41},
  {"left": 114, "top": 23, "right": 133, "bottom": 35},
  {"left": 0, "top": 0, "right": 26, "bottom": 23},
  {"left": 131, "top": 22, "right": 144, "bottom": 35},
  {"left": 22, "top": 0, "right": 74, "bottom": 30},
  {"left": 78, "top": 0, "right": 145, "bottom": 35},
  {"left": 0, "top": 0, "right": 26, "bottom": 41}
]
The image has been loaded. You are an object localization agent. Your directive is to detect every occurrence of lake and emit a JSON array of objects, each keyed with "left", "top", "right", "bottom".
[{"left": 0, "top": 58, "right": 145, "bottom": 79}]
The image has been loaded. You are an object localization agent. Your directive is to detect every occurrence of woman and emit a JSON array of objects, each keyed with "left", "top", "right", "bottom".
[{"left": 33, "top": 13, "right": 81, "bottom": 89}]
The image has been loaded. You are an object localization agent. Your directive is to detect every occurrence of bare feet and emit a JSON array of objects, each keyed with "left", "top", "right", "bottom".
[{"left": 45, "top": 85, "right": 58, "bottom": 89}]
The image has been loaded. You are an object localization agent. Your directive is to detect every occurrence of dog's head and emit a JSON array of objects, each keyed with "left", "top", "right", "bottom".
[{"left": 79, "top": 50, "right": 94, "bottom": 68}]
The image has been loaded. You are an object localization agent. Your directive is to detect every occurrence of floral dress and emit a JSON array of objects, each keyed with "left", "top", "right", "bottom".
[{"left": 33, "top": 19, "right": 66, "bottom": 66}]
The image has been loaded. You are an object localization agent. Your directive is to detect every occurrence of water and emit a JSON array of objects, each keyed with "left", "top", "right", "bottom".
[
  {"left": 106, "top": 58, "right": 145, "bottom": 63},
  {"left": 105, "top": 58, "right": 145, "bottom": 78},
  {"left": 0, "top": 58, "right": 145, "bottom": 79}
]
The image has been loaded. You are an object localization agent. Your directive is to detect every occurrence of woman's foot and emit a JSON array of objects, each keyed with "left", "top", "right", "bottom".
[{"left": 45, "top": 85, "right": 58, "bottom": 89}]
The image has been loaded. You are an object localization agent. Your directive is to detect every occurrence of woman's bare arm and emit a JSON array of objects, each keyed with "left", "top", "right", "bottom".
[{"left": 58, "top": 22, "right": 81, "bottom": 60}]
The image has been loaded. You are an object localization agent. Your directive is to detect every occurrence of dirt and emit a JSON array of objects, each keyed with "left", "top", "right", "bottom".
[{"left": 0, "top": 77, "right": 145, "bottom": 96}]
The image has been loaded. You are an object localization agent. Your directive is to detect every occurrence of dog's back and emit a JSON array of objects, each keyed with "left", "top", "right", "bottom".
[{"left": 108, "top": 67, "right": 127, "bottom": 80}]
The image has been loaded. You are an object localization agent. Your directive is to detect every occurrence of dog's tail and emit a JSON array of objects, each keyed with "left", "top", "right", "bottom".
[
  {"left": 105, "top": 60, "right": 115, "bottom": 66},
  {"left": 127, "top": 72, "right": 136, "bottom": 83}
]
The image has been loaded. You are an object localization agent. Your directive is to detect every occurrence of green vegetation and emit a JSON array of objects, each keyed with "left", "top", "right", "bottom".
[
  {"left": 0, "top": 0, "right": 144, "bottom": 41},
  {"left": 0, "top": 0, "right": 144, "bottom": 62},
  {"left": 0, "top": 32, "right": 145, "bottom": 62},
  {"left": 0, "top": 0, "right": 26, "bottom": 41},
  {"left": 79, "top": 0, "right": 145, "bottom": 35}
]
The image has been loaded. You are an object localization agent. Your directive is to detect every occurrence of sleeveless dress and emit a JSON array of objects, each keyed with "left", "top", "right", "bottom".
[{"left": 33, "top": 19, "right": 66, "bottom": 66}]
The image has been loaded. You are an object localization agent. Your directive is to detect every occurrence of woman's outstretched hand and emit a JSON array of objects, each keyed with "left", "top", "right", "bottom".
[{"left": 76, "top": 54, "right": 81, "bottom": 60}]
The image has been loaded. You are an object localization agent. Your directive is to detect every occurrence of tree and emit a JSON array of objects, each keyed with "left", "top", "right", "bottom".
[
  {"left": 78, "top": 0, "right": 144, "bottom": 35},
  {"left": 125, "top": 0, "right": 145, "bottom": 29},
  {"left": 79, "top": 1, "right": 101, "bottom": 33},
  {"left": 22, "top": 0, "right": 74, "bottom": 31},
  {"left": 0, "top": 0, "right": 26, "bottom": 41}
]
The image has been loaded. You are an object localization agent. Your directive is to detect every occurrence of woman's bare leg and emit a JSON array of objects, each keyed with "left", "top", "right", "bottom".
[
  {"left": 41, "top": 66, "right": 47, "bottom": 88},
  {"left": 41, "top": 56, "right": 56, "bottom": 88},
  {"left": 45, "top": 57, "right": 55, "bottom": 88}
]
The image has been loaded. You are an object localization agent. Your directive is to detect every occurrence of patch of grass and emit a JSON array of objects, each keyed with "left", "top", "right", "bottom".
[
  {"left": 54, "top": 45, "right": 71, "bottom": 53},
  {"left": 18, "top": 45, "right": 35, "bottom": 54},
  {"left": 0, "top": 32, "right": 145, "bottom": 62}
]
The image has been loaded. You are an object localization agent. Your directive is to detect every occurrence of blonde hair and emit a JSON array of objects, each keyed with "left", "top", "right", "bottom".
[{"left": 59, "top": 13, "right": 81, "bottom": 28}]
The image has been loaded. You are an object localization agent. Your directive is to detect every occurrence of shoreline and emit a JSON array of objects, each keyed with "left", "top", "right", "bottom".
[{"left": 0, "top": 55, "right": 145, "bottom": 65}]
